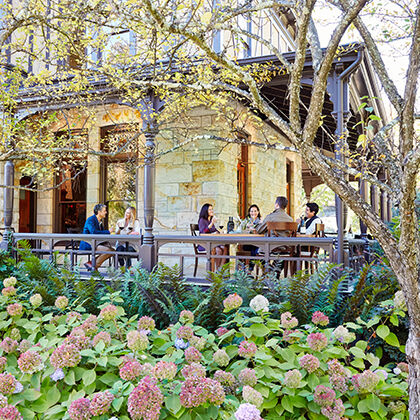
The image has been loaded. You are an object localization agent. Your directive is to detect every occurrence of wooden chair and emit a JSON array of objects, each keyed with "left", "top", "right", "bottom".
[
  {"left": 190, "top": 224, "right": 206, "bottom": 277},
  {"left": 266, "top": 221, "right": 298, "bottom": 276}
]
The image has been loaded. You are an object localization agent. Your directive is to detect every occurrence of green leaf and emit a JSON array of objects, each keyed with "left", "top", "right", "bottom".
[
  {"left": 250, "top": 323, "right": 270, "bottom": 337},
  {"left": 64, "top": 370, "right": 76, "bottom": 386},
  {"left": 112, "top": 397, "right": 124, "bottom": 411},
  {"left": 281, "top": 395, "right": 294, "bottom": 413},
  {"left": 365, "top": 106, "right": 374, "bottom": 112},
  {"left": 385, "top": 333, "right": 400, "bottom": 347},
  {"left": 349, "top": 347, "right": 366, "bottom": 359},
  {"left": 100, "top": 372, "right": 120, "bottom": 386},
  {"left": 357, "top": 398, "right": 371, "bottom": 413},
  {"left": 390, "top": 314, "right": 399, "bottom": 326},
  {"left": 20, "top": 389, "right": 42, "bottom": 401},
  {"left": 351, "top": 358, "right": 365, "bottom": 369},
  {"left": 376, "top": 325, "right": 390, "bottom": 340},
  {"left": 357, "top": 134, "right": 367, "bottom": 148},
  {"left": 166, "top": 395, "right": 182, "bottom": 415},
  {"left": 368, "top": 115, "right": 381, "bottom": 121},
  {"left": 200, "top": 12, "right": 212, "bottom": 24},
  {"left": 83, "top": 369, "right": 96, "bottom": 386},
  {"left": 45, "top": 386, "right": 61, "bottom": 407}
]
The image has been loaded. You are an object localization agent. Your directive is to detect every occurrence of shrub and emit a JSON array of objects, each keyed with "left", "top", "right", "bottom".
[{"left": 0, "top": 281, "right": 409, "bottom": 419}]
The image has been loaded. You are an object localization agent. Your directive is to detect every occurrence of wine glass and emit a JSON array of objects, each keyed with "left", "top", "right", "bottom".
[{"left": 219, "top": 225, "right": 224, "bottom": 231}]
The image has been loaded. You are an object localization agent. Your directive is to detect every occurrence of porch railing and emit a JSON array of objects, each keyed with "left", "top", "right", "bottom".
[{"left": 10, "top": 232, "right": 376, "bottom": 276}]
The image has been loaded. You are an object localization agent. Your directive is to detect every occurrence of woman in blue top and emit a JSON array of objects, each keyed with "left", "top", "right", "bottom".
[{"left": 198, "top": 203, "right": 226, "bottom": 271}]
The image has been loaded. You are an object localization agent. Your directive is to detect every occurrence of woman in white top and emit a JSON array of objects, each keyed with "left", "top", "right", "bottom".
[{"left": 115, "top": 206, "right": 141, "bottom": 267}]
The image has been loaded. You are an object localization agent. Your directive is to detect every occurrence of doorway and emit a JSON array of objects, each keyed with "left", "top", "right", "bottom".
[{"left": 18, "top": 176, "right": 37, "bottom": 233}]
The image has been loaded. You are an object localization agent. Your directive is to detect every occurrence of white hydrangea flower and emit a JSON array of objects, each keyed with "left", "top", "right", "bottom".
[
  {"left": 249, "top": 295, "right": 269, "bottom": 313},
  {"left": 333, "top": 325, "right": 352, "bottom": 343},
  {"left": 394, "top": 291, "right": 407, "bottom": 311}
]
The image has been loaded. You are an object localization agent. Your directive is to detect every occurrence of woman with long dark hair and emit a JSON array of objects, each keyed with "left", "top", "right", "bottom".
[
  {"left": 197, "top": 203, "right": 226, "bottom": 270},
  {"left": 242, "top": 204, "right": 262, "bottom": 269}
]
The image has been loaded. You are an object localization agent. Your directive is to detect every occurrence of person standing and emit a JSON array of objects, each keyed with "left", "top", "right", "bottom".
[{"left": 79, "top": 204, "right": 114, "bottom": 271}]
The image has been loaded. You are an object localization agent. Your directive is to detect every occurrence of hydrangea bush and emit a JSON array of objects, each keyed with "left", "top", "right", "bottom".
[{"left": 0, "top": 280, "right": 409, "bottom": 419}]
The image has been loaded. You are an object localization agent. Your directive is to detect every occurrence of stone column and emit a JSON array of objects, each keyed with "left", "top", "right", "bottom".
[{"left": 0, "top": 161, "right": 15, "bottom": 251}]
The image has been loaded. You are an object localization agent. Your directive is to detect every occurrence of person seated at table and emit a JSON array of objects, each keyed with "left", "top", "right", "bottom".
[
  {"left": 256, "top": 196, "right": 293, "bottom": 235},
  {"left": 296, "top": 202, "right": 322, "bottom": 235},
  {"left": 80, "top": 204, "right": 114, "bottom": 271},
  {"left": 242, "top": 204, "right": 262, "bottom": 268},
  {"left": 115, "top": 206, "right": 141, "bottom": 268},
  {"left": 198, "top": 203, "right": 227, "bottom": 270}
]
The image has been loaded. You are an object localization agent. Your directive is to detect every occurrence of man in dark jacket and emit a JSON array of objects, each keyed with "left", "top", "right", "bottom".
[
  {"left": 256, "top": 196, "right": 293, "bottom": 234},
  {"left": 80, "top": 204, "right": 114, "bottom": 270}
]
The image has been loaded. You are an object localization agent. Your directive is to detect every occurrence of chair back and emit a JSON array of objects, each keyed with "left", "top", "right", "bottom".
[
  {"left": 190, "top": 223, "right": 204, "bottom": 254},
  {"left": 266, "top": 221, "right": 298, "bottom": 237},
  {"left": 315, "top": 223, "right": 325, "bottom": 237}
]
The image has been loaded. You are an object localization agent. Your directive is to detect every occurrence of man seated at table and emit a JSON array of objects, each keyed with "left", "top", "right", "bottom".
[
  {"left": 79, "top": 204, "right": 114, "bottom": 271},
  {"left": 256, "top": 196, "right": 293, "bottom": 235},
  {"left": 297, "top": 202, "right": 322, "bottom": 235}
]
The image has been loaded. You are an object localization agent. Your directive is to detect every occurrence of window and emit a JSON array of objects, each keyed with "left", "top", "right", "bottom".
[
  {"left": 101, "top": 125, "right": 139, "bottom": 230},
  {"left": 54, "top": 130, "right": 88, "bottom": 233}
]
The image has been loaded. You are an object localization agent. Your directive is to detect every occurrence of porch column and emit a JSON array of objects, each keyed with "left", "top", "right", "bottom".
[
  {"left": 138, "top": 93, "right": 163, "bottom": 271},
  {"left": 330, "top": 66, "right": 351, "bottom": 266},
  {"left": 359, "top": 179, "right": 368, "bottom": 236},
  {"left": 0, "top": 161, "right": 15, "bottom": 251},
  {"left": 387, "top": 196, "right": 392, "bottom": 222},
  {"left": 380, "top": 190, "right": 387, "bottom": 222}
]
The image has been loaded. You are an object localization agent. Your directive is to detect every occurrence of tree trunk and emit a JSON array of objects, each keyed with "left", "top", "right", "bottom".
[{"left": 406, "top": 326, "right": 420, "bottom": 419}]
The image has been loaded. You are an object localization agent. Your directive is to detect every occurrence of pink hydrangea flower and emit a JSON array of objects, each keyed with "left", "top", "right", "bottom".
[
  {"left": 327, "top": 359, "right": 346, "bottom": 376},
  {"left": 242, "top": 386, "right": 263, "bottom": 408},
  {"left": 238, "top": 368, "right": 258, "bottom": 387},
  {"left": 284, "top": 369, "right": 302, "bottom": 388},
  {"left": 80, "top": 316, "right": 98, "bottom": 336},
  {"left": 9, "top": 329, "right": 20, "bottom": 341},
  {"left": 397, "top": 362, "right": 409, "bottom": 373},
  {"left": 18, "top": 340, "right": 31, "bottom": 353},
  {"left": 50, "top": 343, "right": 81, "bottom": 369},
  {"left": 66, "top": 311, "right": 82, "bottom": 323},
  {"left": 176, "top": 326, "right": 194, "bottom": 341},
  {"left": 0, "top": 395, "right": 7, "bottom": 408},
  {"left": 17, "top": 351, "right": 44, "bottom": 374},
  {"left": 234, "top": 403, "right": 262, "bottom": 420},
  {"left": 179, "top": 310, "right": 194, "bottom": 324},
  {"left": 313, "top": 385, "right": 336, "bottom": 407},
  {"left": 127, "top": 376, "right": 164, "bottom": 420},
  {"left": 330, "top": 373, "right": 348, "bottom": 394},
  {"left": 0, "top": 405, "right": 23, "bottom": 420},
  {"left": 181, "top": 363, "right": 206, "bottom": 379},
  {"left": 299, "top": 354, "right": 320, "bottom": 373},
  {"left": 119, "top": 359, "right": 143, "bottom": 381},
  {"left": 216, "top": 327, "right": 229, "bottom": 337},
  {"left": 185, "top": 346, "right": 202, "bottom": 363},
  {"left": 321, "top": 398, "right": 345, "bottom": 419},
  {"left": 213, "top": 349, "right": 230, "bottom": 367},
  {"left": 55, "top": 296, "right": 69, "bottom": 310},
  {"left": 311, "top": 311, "right": 329, "bottom": 326},
  {"left": 99, "top": 304, "right": 118, "bottom": 321},
  {"left": 127, "top": 330, "right": 149, "bottom": 351},
  {"left": 307, "top": 333, "right": 328, "bottom": 351},
  {"left": 223, "top": 294, "right": 243, "bottom": 312},
  {"left": 92, "top": 331, "right": 111, "bottom": 347},
  {"left": 65, "top": 330, "right": 92, "bottom": 350},
  {"left": 68, "top": 398, "right": 91, "bottom": 420},
  {"left": 180, "top": 377, "right": 225, "bottom": 408},
  {"left": 214, "top": 370, "right": 236, "bottom": 387},
  {"left": 282, "top": 329, "right": 303, "bottom": 344},
  {"left": 0, "top": 338, "right": 18, "bottom": 354},
  {"left": 0, "top": 373, "right": 16, "bottom": 395},
  {"left": 238, "top": 341, "right": 257, "bottom": 358},
  {"left": 6, "top": 304, "right": 23, "bottom": 317},
  {"left": 154, "top": 361, "right": 177, "bottom": 381},
  {"left": 89, "top": 391, "right": 114, "bottom": 416},
  {"left": 138, "top": 316, "right": 155, "bottom": 332},
  {"left": 2, "top": 286, "right": 16, "bottom": 297},
  {"left": 280, "top": 312, "right": 298, "bottom": 329},
  {"left": 352, "top": 370, "right": 379, "bottom": 393}
]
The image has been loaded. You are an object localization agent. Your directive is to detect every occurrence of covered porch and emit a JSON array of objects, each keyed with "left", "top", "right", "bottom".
[{"left": 1, "top": 45, "right": 388, "bottom": 276}]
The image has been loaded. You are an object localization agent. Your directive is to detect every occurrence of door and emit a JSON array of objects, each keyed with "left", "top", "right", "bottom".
[{"left": 18, "top": 176, "right": 36, "bottom": 233}]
